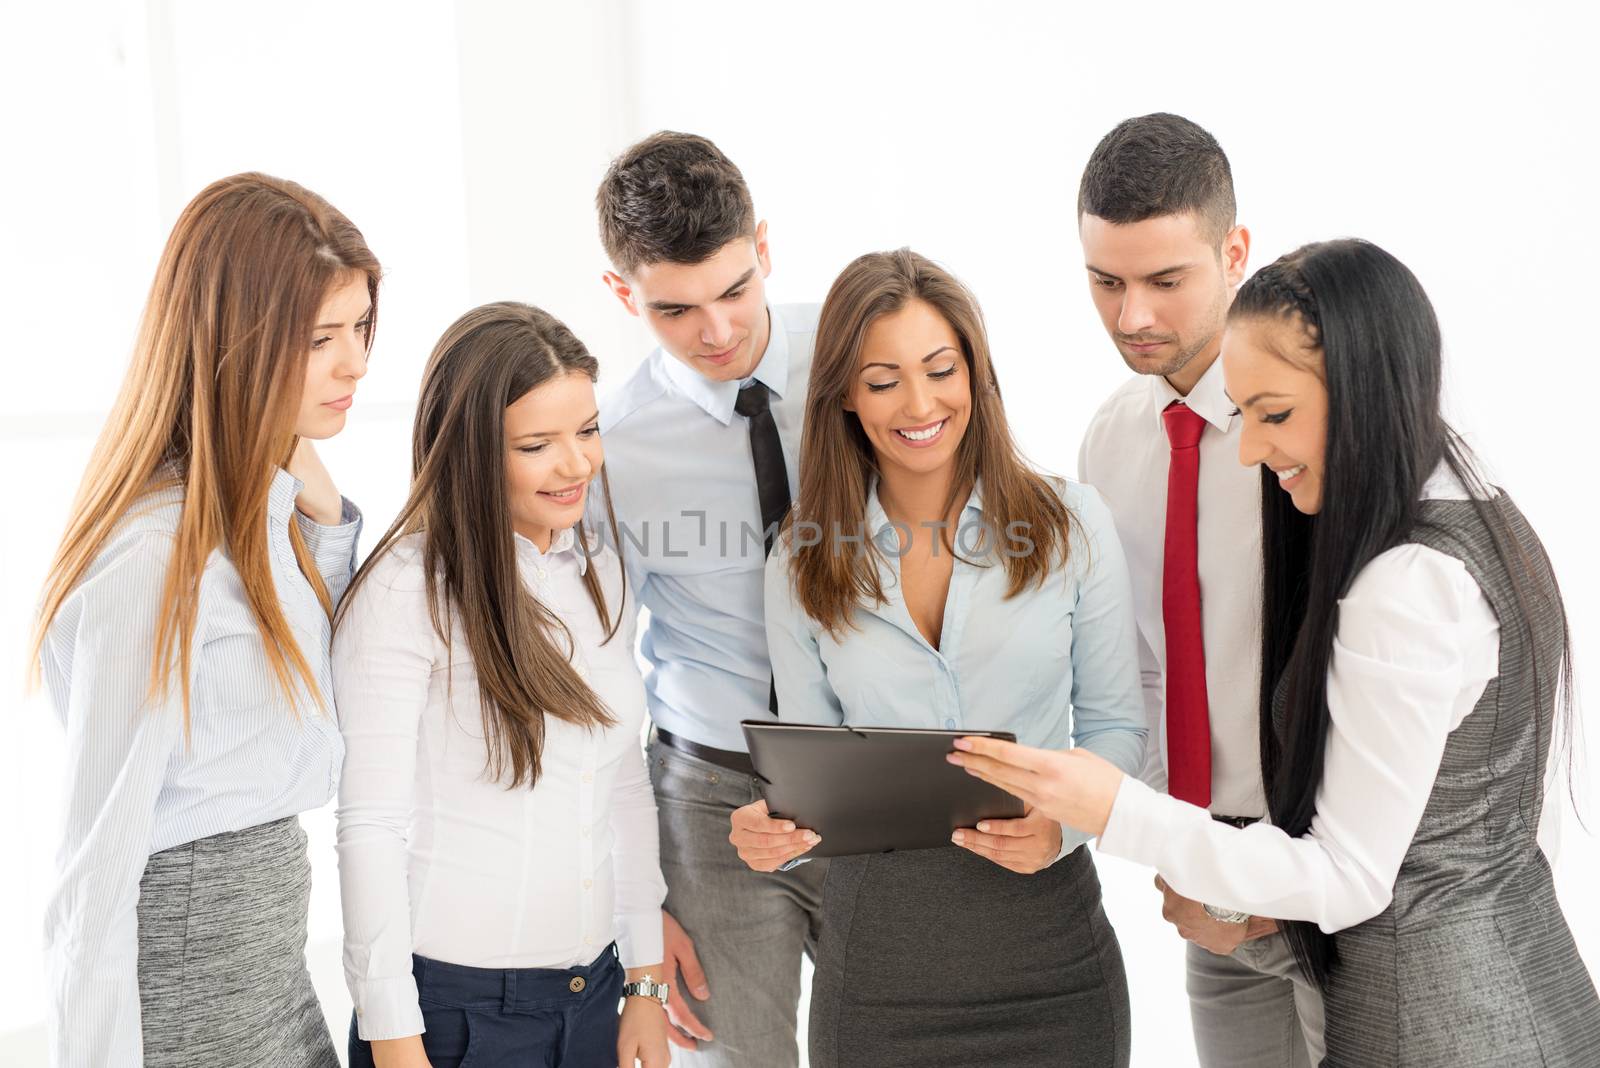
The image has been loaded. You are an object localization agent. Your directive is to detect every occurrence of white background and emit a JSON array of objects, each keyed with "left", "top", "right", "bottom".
[{"left": 3, "top": 1, "right": 1597, "bottom": 1064}]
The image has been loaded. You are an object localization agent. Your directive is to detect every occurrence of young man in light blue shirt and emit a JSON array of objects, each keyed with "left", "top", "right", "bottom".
[{"left": 591, "top": 131, "right": 823, "bottom": 1068}]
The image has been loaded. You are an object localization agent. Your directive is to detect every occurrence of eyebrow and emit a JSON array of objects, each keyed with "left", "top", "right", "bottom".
[
  {"left": 512, "top": 410, "right": 601, "bottom": 440},
  {"left": 860, "top": 345, "right": 956, "bottom": 373},
  {"left": 1225, "top": 389, "right": 1293, "bottom": 409},
  {"left": 645, "top": 268, "right": 756, "bottom": 313},
  {"left": 1084, "top": 262, "right": 1195, "bottom": 282},
  {"left": 314, "top": 304, "right": 373, "bottom": 330}
]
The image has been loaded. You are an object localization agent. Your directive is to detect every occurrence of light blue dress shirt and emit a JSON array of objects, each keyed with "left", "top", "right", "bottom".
[
  {"left": 595, "top": 303, "right": 819, "bottom": 752},
  {"left": 763, "top": 478, "right": 1149, "bottom": 856},
  {"left": 38, "top": 467, "right": 360, "bottom": 1067}
]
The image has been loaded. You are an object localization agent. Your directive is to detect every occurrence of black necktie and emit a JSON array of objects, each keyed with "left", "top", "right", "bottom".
[
  {"left": 734, "top": 381, "right": 790, "bottom": 714},
  {"left": 734, "top": 381, "right": 791, "bottom": 554}
]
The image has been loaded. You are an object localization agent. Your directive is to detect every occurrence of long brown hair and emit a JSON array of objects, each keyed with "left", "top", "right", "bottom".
[
  {"left": 338, "top": 302, "right": 624, "bottom": 788},
  {"left": 31, "top": 172, "right": 381, "bottom": 724},
  {"left": 790, "top": 249, "right": 1076, "bottom": 635}
]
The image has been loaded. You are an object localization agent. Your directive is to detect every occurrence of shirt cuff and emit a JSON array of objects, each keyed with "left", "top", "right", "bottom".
[
  {"left": 1057, "top": 823, "right": 1092, "bottom": 861},
  {"left": 616, "top": 910, "right": 665, "bottom": 970},
  {"left": 1097, "top": 772, "right": 1180, "bottom": 869},
  {"left": 351, "top": 973, "right": 425, "bottom": 1042}
]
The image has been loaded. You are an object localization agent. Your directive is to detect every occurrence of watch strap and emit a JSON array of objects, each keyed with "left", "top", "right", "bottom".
[{"left": 622, "top": 977, "right": 670, "bottom": 1004}]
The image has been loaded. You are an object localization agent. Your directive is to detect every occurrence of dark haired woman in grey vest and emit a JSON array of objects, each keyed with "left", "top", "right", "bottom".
[{"left": 954, "top": 239, "right": 1599, "bottom": 1066}]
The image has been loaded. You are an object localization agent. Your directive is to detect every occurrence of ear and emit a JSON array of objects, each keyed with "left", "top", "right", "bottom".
[
  {"left": 754, "top": 219, "right": 773, "bottom": 278},
  {"left": 602, "top": 271, "right": 640, "bottom": 317},
  {"left": 1222, "top": 225, "right": 1251, "bottom": 288}
]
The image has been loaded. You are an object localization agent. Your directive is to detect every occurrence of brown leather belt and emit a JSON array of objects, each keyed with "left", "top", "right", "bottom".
[{"left": 654, "top": 727, "right": 756, "bottom": 776}]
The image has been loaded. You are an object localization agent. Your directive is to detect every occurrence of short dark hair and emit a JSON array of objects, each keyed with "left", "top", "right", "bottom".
[
  {"left": 1077, "top": 113, "right": 1236, "bottom": 244},
  {"left": 596, "top": 131, "right": 756, "bottom": 274}
]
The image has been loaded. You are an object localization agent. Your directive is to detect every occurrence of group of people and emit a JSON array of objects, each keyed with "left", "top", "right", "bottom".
[{"left": 31, "top": 113, "right": 1599, "bottom": 1068}]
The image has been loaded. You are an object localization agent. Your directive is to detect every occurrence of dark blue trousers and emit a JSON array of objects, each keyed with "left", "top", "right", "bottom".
[{"left": 349, "top": 945, "right": 623, "bottom": 1068}]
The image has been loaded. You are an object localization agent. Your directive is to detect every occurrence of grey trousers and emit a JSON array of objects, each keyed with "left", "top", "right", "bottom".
[
  {"left": 649, "top": 735, "right": 828, "bottom": 1068},
  {"left": 1187, "top": 935, "right": 1326, "bottom": 1067},
  {"left": 136, "top": 816, "right": 338, "bottom": 1068}
]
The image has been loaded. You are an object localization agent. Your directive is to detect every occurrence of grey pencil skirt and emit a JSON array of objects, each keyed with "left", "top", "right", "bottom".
[
  {"left": 136, "top": 815, "right": 339, "bottom": 1068},
  {"left": 809, "top": 844, "right": 1131, "bottom": 1068}
]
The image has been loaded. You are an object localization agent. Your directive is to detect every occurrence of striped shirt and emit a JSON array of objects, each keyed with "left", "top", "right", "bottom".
[{"left": 38, "top": 467, "right": 361, "bottom": 1068}]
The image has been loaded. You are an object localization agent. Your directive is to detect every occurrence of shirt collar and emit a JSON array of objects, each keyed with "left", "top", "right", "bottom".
[
  {"left": 268, "top": 467, "right": 303, "bottom": 523},
  {"left": 864, "top": 477, "right": 986, "bottom": 537},
  {"left": 1147, "top": 355, "right": 1237, "bottom": 435},
  {"left": 656, "top": 305, "right": 789, "bottom": 426},
  {"left": 513, "top": 525, "right": 587, "bottom": 575}
]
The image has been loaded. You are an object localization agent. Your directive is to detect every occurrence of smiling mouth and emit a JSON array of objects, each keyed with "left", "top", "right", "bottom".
[
  {"left": 539, "top": 484, "right": 586, "bottom": 503},
  {"left": 1274, "top": 464, "right": 1306, "bottom": 483},
  {"left": 894, "top": 418, "right": 948, "bottom": 444}
]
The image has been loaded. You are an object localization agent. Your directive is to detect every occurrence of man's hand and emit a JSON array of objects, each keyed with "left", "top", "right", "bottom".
[
  {"left": 1155, "top": 875, "right": 1277, "bottom": 955},
  {"left": 951, "top": 805, "right": 1063, "bottom": 874},
  {"left": 661, "top": 910, "right": 712, "bottom": 1050}
]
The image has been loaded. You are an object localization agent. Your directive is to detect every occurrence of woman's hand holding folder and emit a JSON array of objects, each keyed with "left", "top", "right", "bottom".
[{"left": 729, "top": 799, "right": 821, "bottom": 871}]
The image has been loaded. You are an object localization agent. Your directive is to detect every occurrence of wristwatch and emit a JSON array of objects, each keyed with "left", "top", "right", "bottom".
[
  {"left": 1203, "top": 902, "right": 1251, "bottom": 925},
  {"left": 622, "top": 975, "right": 671, "bottom": 1006}
]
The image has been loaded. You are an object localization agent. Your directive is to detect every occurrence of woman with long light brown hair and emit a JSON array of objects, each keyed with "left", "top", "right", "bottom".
[
  {"left": 31, "top": 172, "right": 379, "bottom": 1067},
  {"left": 728, "top": 249, "right": 1146, "bottom": 1065},
  {"left": 333, "top": 303, "right": 668, "bottom": 1068}
]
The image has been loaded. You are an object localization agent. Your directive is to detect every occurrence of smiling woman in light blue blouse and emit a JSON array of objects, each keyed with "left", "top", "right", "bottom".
[
  {"left": 728, "top": 249, "right": 1147, "bottom": 1068},
  {"left": 30, "top": 173, "right": 378, "bottom": 1068}
]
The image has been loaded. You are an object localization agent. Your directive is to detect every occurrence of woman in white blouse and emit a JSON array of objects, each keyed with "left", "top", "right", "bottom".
[
  {"left": 954, "top": 239, "right": 1600, "bottom": 1066},
  {"left": 333, "top": 302, "right": 669, "bottom": 1068},
  {"left": 31, "top": 173, "right": 377, "bottom": 1068}
]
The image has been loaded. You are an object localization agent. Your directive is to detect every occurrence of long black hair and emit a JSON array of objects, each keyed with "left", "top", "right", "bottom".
[{"left": 1233, "top": 239, "right": 1576, "bottom": 988}]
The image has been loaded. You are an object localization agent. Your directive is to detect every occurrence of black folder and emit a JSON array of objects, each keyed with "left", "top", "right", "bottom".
[{"left": 740, "top": 721, "right": 1026, "bottom": 858}]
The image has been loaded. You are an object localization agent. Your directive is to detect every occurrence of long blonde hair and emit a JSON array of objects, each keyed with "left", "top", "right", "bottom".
[{"left": 31, "top": 172, "right": 381, "bottom": 725}]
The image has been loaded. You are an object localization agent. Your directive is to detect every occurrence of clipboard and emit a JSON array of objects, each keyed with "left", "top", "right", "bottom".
[{"left": 740, "top": 721, "right": 1026, "bottom": 858}]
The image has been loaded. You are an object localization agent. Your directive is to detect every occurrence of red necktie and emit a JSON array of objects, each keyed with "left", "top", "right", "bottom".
[{"left": 1161, "top": 401, "right": 1212, "bottom": 807}]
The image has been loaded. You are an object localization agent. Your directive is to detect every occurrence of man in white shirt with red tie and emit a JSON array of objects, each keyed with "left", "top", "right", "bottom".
[{"left": 1075, "top": 113, "right": 1326, "bottom": 1067}]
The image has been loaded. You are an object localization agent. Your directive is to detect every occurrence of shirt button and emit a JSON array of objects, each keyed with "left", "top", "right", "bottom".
[
  {"left": 583, "top": 879, "right": 593, "bottom": 890},
  {"left": 581, "top": 827, "right": 591, "bottom": 837},
  {"left": 582, "top": 771, "right": 593, "bottom": 783},
  {"left": 569, "top": 976, "right": 586, "bottom": 992},
  {"left": 944, "top": 718, "right": 956, "bottom": 729},
  {"left": 538, "top": 568, "right": 549, "bottom": 580}
]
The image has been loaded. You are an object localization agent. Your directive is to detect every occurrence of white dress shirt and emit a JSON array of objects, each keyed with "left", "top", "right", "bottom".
[
  {"left": 1078, "top": 357, "right": 1266, "bottom": 817},
  {"left": 1099, "top": 464, "right": 1504, "bottom": 932},
  {"left": 333, "top": 529, "right": 665, "bottom": 1042},
  {"left": 594, "top": 303, "right": 819, "bottom": 752},
  {"left": 39, "top": 469, "right": 360, "bottom": 1068}
]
